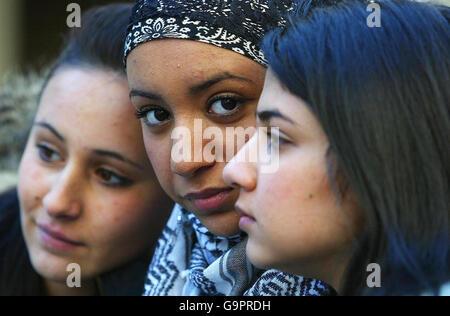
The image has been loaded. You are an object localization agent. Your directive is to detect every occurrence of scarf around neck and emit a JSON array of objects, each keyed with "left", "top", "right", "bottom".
[{"left": 143, "top": 204, "right": 336, "bottom": 296}]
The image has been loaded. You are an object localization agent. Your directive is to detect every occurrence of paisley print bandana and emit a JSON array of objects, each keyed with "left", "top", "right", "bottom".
[{"left": 123, "top": 0, "right": 299, "bottom": 66}]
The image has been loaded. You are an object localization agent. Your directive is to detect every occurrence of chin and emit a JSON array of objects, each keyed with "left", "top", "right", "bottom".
[
  {"left": 28, "top": 248, "right": 74, "bottom": 281},
  {"left": 209, "top": 226, "right": 241, "bottom": 237},
  {"left": 245, "top": 239, "right": 280, "bottom": 270},
  {"left": 246, "top": 251, "right": 268, "bottom": 270},
  {"left": 196, "top": 211, "right": 242, "bottom": 237},
  {"left": 32, "top": 261, "right": 70, "bottom": 283}
]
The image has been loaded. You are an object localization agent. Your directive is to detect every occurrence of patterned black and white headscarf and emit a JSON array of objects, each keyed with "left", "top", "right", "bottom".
[{"left": 123, "top": 0, "right": 300, "bottom": 66}]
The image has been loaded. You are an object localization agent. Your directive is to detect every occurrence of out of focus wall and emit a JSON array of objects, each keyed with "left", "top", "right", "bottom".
[
  {"left": 0, "top": 0, "right": 448, "bottom": 83},
  {"left": 0, "top": 0, "right": 23, "bottom": 83}
]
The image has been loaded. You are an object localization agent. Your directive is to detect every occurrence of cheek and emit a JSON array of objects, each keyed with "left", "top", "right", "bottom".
[
  {"left": 17, "top": 150, "right": 49, "bottom": 214},
  {"left": 142, "top": 133, "right": 173, "bottom": 193},
  {"left": 57, "top": 196, "right": 156, "bottom": 278},
  {"left": 254, "top": 156, "right": 357, "bottom": 262},
  {"left": 88, "top": 194, "right": 159, "bottom": 247},
  {"left": 90, "top": 199, "right": 135, "bottom": 239},
  {"left": 254, "top": 153, "right": 340, "bottom": 243},
  {"left": 257, "top": 162, "right": 328, "bottom": 215}
]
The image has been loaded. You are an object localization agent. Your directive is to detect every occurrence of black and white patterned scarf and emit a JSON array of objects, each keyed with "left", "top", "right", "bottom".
[
  {"left": 123, "top": 0, "right": 300, "bottom": 66},
  {"left": 143, "top": 204, "right": 336, "bottom": 296}
]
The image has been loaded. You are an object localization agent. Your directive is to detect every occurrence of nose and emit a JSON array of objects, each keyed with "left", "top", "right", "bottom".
[
  {"left": 223, "top": 134, "right": 257, "bottom": 192},
  {"left": 171, "top": 159, "right": 215, "bottom": 178},
  {"left": 170, "top": 119, "right": 216, "bottom": 178},
  {"left": 42, "top": 165, "right": 83, "bottom": 220}
]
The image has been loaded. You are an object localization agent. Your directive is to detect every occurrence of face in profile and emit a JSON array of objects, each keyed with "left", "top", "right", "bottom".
[
  {"left": 18, "top": 67, "right": 173, "bottom": 284},
  {"left": 127, "top": 39, "right": 266, "bottom": 237},
  {"left": 223, "top": 69, "right": 364, "bottom": 290}
]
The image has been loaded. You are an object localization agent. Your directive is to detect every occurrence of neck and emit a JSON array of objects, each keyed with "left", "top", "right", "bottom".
[
  {"left": 325, "top": 257, "right": 349, "bottom": 295},
  {"left": 320, "top": 247, "right": 356, "bottom": 295},
  {"left": 43, "top": 278, "right": 98, "bottom": 296},
  {"left": 291, "top": 249, "right": 353, "bottom": 295}
]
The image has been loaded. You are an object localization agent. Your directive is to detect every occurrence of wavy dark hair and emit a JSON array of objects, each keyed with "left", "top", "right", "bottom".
[{"left": 263, "top": 0, "right": 449, "bottom": 295}]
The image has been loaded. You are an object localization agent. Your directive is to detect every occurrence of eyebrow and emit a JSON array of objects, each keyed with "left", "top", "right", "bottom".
[
  {"left": 129, "top": 90, "right": 164, "bottom": 102},
  {"left": 92, "top": 150, "right": 144, "bottom": 170},
  {"left": 129, "top": 72, "right": 254, "bottom": 102},
  {"left": 188, "top": 72, "right": 253, "bottom": 95},
  {"left": 256, "top": 110, "right": 296, "bottom": 125},
  {"left": 34, "top": 122, "right": 65, "bottom": 142},
  {"left": 34, "top": 122, "right": 143, "bottom": 170}
]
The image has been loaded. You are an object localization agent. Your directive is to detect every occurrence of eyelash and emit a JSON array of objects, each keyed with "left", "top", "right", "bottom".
[
  {"left": 135, "top": 106, "right": 171, "bottom": 127},
  {"left": 95, "top": 168, "right": 133, "bottom": 188},
  {"left": 135, "top": 106, "right": 167, "bottom": 119},
  {"left": 36, "top": 144, "right": 132, "bottom": 188},
  {"left": 135, "top": 94, "right": 247, "bottom": 127},
  {"left": 265, "top": 128, "right": 289, "bottom": 150},
  {"left": 135, "top": 109, "right": 146, "bottom": 120},
  {"left": 37, "top": 144, "right": 62, "bottom": 163},
  {"left": 206, "top": 94, "right": 246, "bottom": 116}
]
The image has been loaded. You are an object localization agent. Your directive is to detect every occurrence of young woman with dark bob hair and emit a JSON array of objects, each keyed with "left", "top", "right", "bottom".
[{"left": 224, "top": 0, "right": 449, "bottom": 295}]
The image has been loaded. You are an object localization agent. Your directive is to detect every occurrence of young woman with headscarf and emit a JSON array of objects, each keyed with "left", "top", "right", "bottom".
[{"left": 124, "top": 0, "right": 340, "bottom": 296}]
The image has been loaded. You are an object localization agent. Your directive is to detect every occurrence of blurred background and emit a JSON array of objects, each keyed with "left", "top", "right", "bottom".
[
  {"left": 0, "top": 0, "right": 133, "bottom": 81},
  {"left": 1, "top": 0, "right": 450, "bottom": 84}
]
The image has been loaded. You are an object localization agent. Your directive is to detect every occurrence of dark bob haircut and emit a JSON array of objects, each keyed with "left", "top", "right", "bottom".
[{"left": 263, "top": 0, "right": 449, "bottom": 295}]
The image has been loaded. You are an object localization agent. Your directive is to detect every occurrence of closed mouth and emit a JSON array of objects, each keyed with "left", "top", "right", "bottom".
[
  {"left": 37, "top": 224, "right": 84, "bottom": 247},
  {"left": 235, "top": 204, "right": 256, "bottom": 221},
  {"left": 183, "top": 187, "right": 235, "bottom": 214},
  {"left": 184, "top": 187, "right": 234, "bottom": 200}
]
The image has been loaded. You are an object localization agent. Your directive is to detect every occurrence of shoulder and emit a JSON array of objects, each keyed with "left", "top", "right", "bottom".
[
  {"left": 0, "top": 187, "right": 19, "bottom": 205},
  {"left": 100, "top": 252, "right": 152, "bottom": 296},
  {"left": 245, "top": 270, "right": 337, "bottom": 296},
  {"left": 0, "top": 188, "right": 42, "bottom": 295},
  {"left": 0, "top": 188, "right": 20, "bottom": 228},
  {"left": 0, "top": 188, "right": 23, "bottom": 263},
  {"left": 421, "top": 282, "right": 450, "bottom": 296},
  {"left": 439, "top": 282, "right": 450, "bottom": 296}
]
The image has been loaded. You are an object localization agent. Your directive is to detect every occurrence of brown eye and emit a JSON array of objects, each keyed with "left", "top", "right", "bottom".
[
  {"left": 136, "top": 107, "right": 171, "bottom": 127},
  {"left": 97, "top": 169, "right": 112, "bottom": 181},
  {"left": 154, "top": 109, "right": 170, "bottom": 121},
  {"left": 95, "top": 168, "right": 132, "bottom": 187},
  {"left": 37, "top": 144, "right": 61, "bottom": 162},
  {"left": 208, "top": 96, "right": 243, "bottom": 116},
  {"left": 221, "top": 98, "right": 239, "bottom": 110}
]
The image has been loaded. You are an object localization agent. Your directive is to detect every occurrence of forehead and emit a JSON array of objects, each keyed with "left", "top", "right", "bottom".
[
  {"left": 259, "top": 69, "right": 309, "bottom": 118},
  {"left": 39, "top": 67, "right": 132, "bottom": 118},
  {"left": 262, "top": 69, "right": 285, "bottom": 94},
  {"left": 36, "top": 68, "right": 142, "bottom": 150},
  {"left": 126, "top": 39, "right": 265, "bottom": 88},
  {"left": 258, "top": 69, "right": 289, "bottom": 109}
]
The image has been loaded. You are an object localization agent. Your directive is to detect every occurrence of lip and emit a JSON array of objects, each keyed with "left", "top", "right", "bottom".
[
  {"left": 38, "top": 223, "right": 84, "bottom": 251},
  {"left": 235, "top": 204, "right": 256, "bottom": 230},
  {"left": 184, "top": 187, "right": 235, "bottom": 214}
]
